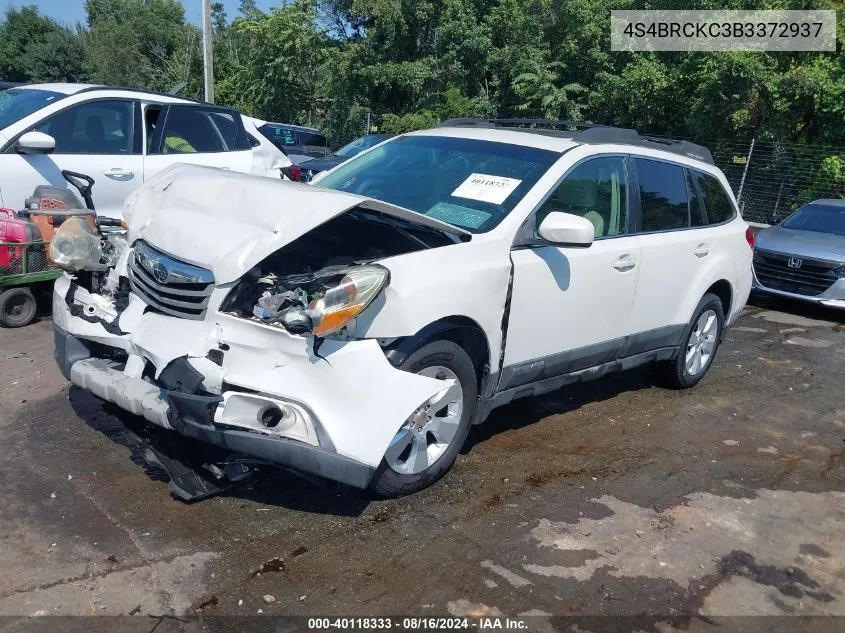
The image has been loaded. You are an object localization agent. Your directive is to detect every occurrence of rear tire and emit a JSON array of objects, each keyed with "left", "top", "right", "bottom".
[
  {"left": 658, "top": 293, "right": 724, "bottom": 389},
  {"left": 0, "top": 286, "right": 37, "bottom": 328},
  {"left": 370, "top": 340, "right": 477, "bottom": 497}
]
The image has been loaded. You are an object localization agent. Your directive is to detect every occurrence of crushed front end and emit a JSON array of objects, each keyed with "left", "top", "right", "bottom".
[{"left": 52, "top": 166, "right": 466, "bottom": 491}]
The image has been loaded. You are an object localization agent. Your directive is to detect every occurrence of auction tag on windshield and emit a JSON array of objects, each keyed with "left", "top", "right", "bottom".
[{"left": 452, "top": 173, "right": 522, "bottom": 205}]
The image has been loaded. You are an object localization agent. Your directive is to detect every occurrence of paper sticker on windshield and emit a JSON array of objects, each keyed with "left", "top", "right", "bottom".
[
  {"left": 426, "top": 203, "right": 491, "bottom": 229},
  {"left": 451, "top": 173, "right": 522, "bottom": 205}
]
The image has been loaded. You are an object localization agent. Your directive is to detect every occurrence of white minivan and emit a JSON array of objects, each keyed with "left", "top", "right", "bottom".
[
  {"left": 0, "top": 84, "right": 290, "bottom": 217},
  {"left": 51, "top": 120, "right": 753, "bottom": 497}
]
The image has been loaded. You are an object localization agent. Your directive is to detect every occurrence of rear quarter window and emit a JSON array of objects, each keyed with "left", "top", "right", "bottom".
[{"left": 694, "top": 171, "right": 736, "bottom": 225}]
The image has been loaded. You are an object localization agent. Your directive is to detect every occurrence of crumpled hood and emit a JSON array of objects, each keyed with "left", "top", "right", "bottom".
[{"left": 123, "top": 163, "right": 468, "bottom": 284}]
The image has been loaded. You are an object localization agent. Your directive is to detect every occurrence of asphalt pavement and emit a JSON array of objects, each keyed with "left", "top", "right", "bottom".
[{"left": 0, "top": 293, "right": 843, "bottom": 629}]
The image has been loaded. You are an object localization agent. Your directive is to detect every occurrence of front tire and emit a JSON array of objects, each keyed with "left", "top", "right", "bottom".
[
  {"left": 658, "top": 293, "right": 724, "bottom": 389},
  {"left": 370, "top": 340, "right": 478, "bottom": 497},
  {"left": 0, "top": 287, "right": 37, "bottom": 328}
]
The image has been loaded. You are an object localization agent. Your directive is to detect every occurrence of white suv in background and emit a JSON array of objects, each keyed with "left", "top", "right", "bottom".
[
  {"left": 0, "top": 84, "right": 290, "bottom": 217},
  {"left": 52, "top": 119, "right": 752, "bottom": 497}
]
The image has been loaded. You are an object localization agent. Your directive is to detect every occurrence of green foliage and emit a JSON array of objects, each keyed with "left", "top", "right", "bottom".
[
  {"left": 797, "top": 154, "right": 845, "bottom": 203},
  {"left": 0, "top": 0, "right": 841, "bottom": 157}
]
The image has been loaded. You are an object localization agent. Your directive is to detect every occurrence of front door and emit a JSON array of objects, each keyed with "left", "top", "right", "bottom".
[
  {"left": 502, "top": 155, "right": 641, "bottom": 390},
  {"left": 0, "top": 99, "right": 142, "bottom": 217}
]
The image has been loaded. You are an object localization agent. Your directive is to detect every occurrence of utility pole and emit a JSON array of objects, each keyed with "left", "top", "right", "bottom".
[{"left": 201, "top": 0, "right": 215, "bottom": 103}]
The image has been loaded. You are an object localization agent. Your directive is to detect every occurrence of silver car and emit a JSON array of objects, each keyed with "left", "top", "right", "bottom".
[{"left": 753, "top": 199, "right": 845, "bottom": 309}]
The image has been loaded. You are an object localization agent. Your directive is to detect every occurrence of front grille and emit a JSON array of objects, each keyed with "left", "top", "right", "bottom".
[
  {"left": 753, "top": 249, "right": 839, "bottom": 297},
  {"left": 128, "top": 242, "right": 214, "bottom": 320}
]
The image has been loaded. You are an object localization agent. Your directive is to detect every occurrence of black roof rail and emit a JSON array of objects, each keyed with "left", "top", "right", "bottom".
[{"left": 436, "top": 118, "right": 714, "bottom": 165}]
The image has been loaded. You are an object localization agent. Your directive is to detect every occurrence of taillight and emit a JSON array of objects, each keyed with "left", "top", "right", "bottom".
[
  {"left": 281, "top": 166, "right": 302, "bottom": 182},
  {"left": 745, "top": 226, "right": 755, "bottom": 248}
]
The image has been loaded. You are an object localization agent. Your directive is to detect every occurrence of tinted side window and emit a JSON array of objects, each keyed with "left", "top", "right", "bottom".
[
  {"left": 686, "top": 169, "right": 704, "bottom": 227},
  {"left": 635, "top": 158, "right": 689, "bottom": 232},
  {"left": 536, "top": 156, "right": 628, "bottom": 238},
  {"left": 34, "top": 100, "right": 136, "bottom": 155},
  {"left": 694, "top": 171, "right": 736, "bottom": 224},
  {"left": 155, "top": 106, "right": 247, "bottom": 154}
]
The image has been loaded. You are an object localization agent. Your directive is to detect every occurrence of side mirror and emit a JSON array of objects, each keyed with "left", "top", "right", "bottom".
[
  {"left": 16, "top": 131, "right": 56, "bottom": 155},
  {"left": 537, "top": 211, "right": 595, "bottom": 247}
]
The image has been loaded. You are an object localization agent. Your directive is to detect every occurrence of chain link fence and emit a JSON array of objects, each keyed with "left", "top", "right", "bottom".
[{"left": 705, "top": 138, "right": 845, "bottom": 225}]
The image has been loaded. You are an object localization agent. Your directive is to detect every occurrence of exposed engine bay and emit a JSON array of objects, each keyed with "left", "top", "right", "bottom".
[{"left": 221, "top": 208, "right": 463, "bottom": 336}]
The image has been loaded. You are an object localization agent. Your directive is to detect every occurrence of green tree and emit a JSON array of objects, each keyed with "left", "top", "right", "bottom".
[{"left": 0, "top": 6, "right": 70, "bottom": 82}]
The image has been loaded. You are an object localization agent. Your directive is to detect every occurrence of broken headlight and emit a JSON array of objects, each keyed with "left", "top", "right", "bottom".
[
  {"left": 305, "top": 266, "right": 389, "bottom": 336},
  {"left": 50, "top": 217, "right": 103, "bottom": 272},
  {"left": 243, "top": 265, "right": 389, "bottom": 337}
]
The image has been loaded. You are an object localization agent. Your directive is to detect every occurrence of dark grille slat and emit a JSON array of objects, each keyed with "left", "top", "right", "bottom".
[
  {"left": 753, "top": 265, "right": 833, "bottom": 286},
  {"left": 753, "top": 249, "right": 839, "bottom": 297},
  {"left": 128, "top": 243, "right": 214, "bottom": 320}
]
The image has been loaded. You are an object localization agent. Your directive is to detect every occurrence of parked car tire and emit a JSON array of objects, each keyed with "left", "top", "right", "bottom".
[
  {"left": 370, "top": 340, "right": 478, "bottom": 497},
  {"left": 0, "top": 286, "right": 37, "bottom": 328},
  {"left": 658, "top": 293, "right": 725, "bottom": 389}
]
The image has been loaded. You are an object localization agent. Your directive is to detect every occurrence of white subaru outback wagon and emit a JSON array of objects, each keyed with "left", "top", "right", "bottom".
[{"left": 52, "top": 119, "right": 753, "bottom": 497}]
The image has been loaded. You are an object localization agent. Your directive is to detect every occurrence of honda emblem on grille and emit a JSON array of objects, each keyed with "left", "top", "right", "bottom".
[{"left": 787, "top": 257, "right": 803, "bottom": 269}]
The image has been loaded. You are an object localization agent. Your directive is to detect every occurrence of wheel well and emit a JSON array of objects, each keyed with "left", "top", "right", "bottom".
[
  {"left": 382, "top": 316, "right": 491, "bottom": 391},
  {"left": 706, "top": 279, "right": 732, "bottom": 317}
]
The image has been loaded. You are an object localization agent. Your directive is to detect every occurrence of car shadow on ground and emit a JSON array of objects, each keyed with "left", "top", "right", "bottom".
[
  {"left": 463, "top": 366, "right": 657, "bottom": 453},
  {"left": 68, "top": 386, "right": 374, "bottom": 517}
]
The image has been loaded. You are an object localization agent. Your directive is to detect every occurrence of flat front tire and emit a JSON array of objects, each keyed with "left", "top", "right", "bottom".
[
  {"left": 370, "top": 340, "right": 477, "bottom": 497},
  {"left": 658, "top": 293, "right": 725, "bottom": 389}
]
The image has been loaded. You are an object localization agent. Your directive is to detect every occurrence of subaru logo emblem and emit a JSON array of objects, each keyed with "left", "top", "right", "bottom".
[
  {"left": 152, "top": 261, "right": 169, "bottom": 283},
  {"left": 787, "top": 257, "right": 803, "bottom": 269}
]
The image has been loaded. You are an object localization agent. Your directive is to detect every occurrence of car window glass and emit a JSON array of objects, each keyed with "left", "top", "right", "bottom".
[
  {"left": 319, "top": 135, "right": 558, "bottom": 233},
  {"left": 155, "top": 106, "right": 245, "bottom": 154},
  {"left": 782, "top": 203, "right": 845, "bottom": 236},
  {"left": 635, "top": 158, "right": 689, "bottom": 232},
  {"left": 34, "top": 100, "right": 136, "bottom": 155},
  {"left": 536, "top": 156, "right": 628, "bottom": 238},
  {"left": 686, "top": 169, "right": 704, "bottom": 227},
  {"left": 694, "top": 171, "right": 735, "bottom": 225},
  {"left": 144, "top": 105, "right": 161, "bottom": 153}
]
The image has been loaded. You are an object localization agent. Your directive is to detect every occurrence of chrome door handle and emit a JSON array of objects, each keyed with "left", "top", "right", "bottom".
[
  {"left": 613, "top": 256, "right": 637, "bottom": 272},
  {"left": 104, "top": 167, "right": 134, "bottom": 177},
  {"left": 694, "top": 244, "right": 711, "bottom": 258}
]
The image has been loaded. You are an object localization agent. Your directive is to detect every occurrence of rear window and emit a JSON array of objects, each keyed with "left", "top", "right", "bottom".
[
  {"left": 693, "top": 171, "right": 736, "bottom": 225},
  {"left": 259, "top": 124, "right": 327, "bottom": 148},
  {"left": 318, "top": 135, "right": 559, "bottom": 233},
  {"left": 635, "top": 158, "right": 690, "bottom": 232}
]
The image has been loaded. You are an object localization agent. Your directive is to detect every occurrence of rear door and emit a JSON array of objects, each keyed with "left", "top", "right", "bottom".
[
  {"left": 143, "top": 104, "right": 253, "bottom": 182},
  {"left": 624, "top": 156, "right": 713, "bottom": 343}
]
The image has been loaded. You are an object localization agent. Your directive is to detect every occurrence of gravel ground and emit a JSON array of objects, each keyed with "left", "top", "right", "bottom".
[{"left": 0, "top": 292, "right": 843, "bottom": 631}]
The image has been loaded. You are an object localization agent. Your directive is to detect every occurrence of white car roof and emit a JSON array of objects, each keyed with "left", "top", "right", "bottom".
[
  {"left": 410, "top": 123, "right": 720, "bottom": 174},
  {"left": 410, "top": 126, "right": 580, "bottom": 153},
  {"left": 17, "top": 83, "right": 102, "bottom": 95}
]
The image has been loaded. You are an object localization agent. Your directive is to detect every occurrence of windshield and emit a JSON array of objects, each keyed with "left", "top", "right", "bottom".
[
  {"left": 0, "top": 88, "right": 65, "bottom": 131},
  {"left": 334, "top": 135, "right": 385, "bottom": 158},
  {"left": 318, "top": 135, "right": 559, "bottom": 232},
  {"left": 782, "top": 203, "right": 845, "bottom": 237}
]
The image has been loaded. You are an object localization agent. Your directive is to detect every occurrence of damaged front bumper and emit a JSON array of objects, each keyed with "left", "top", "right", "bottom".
[{"left": 53, "top": 274, "right": 450, "bottom": 489}]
